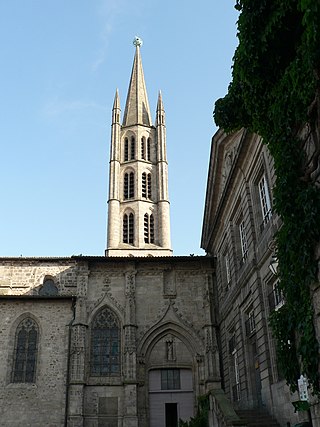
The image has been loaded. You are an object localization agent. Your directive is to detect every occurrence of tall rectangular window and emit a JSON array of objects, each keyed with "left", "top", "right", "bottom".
[
  {"left": 258, "top": 175, "right": 272, "bottom": 226},
  {"left": 232, "top": 351, "right": 241, "bottom": 401},
  {"left": 225, "top": 254, "right": 231, "bottom": 284},
  {"left": 239, "top": 220, "right": 248, "bottom": 260},
  {"left": 245, "top": 308, "right": 256, "bottom": 336}
]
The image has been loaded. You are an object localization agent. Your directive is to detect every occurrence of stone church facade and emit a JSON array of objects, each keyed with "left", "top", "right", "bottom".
[
  {"left": 0, "top": 39, "right": 220, "bottom": 427},
  {"left": 0, "top": 256, "right": 217, "bottom": 427}
]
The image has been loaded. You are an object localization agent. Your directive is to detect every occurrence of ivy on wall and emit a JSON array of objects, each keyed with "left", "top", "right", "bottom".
[
  {"left": 179, "top": 395, "right": 209, "bottom": 427},
  {"left": 214, "top": 0, "right": 320, "bottom": 394}
]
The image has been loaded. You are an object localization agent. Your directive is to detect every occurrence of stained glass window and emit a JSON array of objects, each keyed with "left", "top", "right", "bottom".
[
  {"left": 90, "top": 308, "right": 120, "bottom": 376},
  {"left": 12, "top": 318, "right": 38, "bottom": 383}
]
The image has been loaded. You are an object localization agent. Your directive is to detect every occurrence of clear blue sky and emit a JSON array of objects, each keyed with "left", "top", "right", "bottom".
[{"left": 0, "top": 1, "right": 239, "bottom": 257}]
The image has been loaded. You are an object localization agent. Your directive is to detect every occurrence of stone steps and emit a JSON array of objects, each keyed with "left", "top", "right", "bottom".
[{"left": 236, "top": 409, "right": 281, "bottom": 427}]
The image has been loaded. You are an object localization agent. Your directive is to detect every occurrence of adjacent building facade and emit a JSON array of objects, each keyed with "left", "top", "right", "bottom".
[{"left": 201, "top": 128, "right": 318, "bottom": 426}]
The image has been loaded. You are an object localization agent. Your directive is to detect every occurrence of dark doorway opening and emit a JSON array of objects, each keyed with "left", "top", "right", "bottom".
[{"left": 165, "top": 403, "right": 178, "bottom": 427}]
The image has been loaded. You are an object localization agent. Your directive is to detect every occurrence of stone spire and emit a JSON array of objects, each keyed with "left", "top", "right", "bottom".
[
  {"left": 106, "top": 38, "right": 172, "bottom": 257},
  {"left": 122, "top": 38, "right": 152, "bottom": 127}
]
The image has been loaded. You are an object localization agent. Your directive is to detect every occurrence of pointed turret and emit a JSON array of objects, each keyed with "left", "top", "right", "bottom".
[
  {"left": 112, "top": 89, "right": 121, "bottom": 124},
  {"left": 122, "top": 38, "right": 152, "bottom": 127},
  {"left": 156, "top": 90, "right": 165, "bottom": 126}
]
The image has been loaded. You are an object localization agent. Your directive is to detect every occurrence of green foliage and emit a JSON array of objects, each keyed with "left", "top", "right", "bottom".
[
  {"left": 179, "top": 395, "right": 209, "bottom": 427},
  {"left": 214, "top": 0, "right": 320, "bottom": 394}
]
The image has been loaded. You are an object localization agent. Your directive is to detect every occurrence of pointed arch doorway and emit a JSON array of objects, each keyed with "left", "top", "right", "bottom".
[{"left": 146, "top": 332, "right": 196, "bottom": 427}]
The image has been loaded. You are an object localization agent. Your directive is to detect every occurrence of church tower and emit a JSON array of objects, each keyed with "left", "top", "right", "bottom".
[{"left": 106, "top": 37, "right": 172, "bottom": 257}]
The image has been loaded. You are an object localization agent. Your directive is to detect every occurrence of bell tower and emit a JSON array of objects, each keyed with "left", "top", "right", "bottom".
[{"left": 106, "top": 37, "right": 172, "bottom": 257}]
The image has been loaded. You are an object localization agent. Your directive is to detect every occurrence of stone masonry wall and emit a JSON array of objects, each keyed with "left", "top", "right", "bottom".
[{"left": 0, "top": 299, "right": 74, "bottom": 427}]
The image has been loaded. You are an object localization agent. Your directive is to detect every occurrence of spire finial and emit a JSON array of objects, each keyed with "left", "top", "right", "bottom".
[{"left": 133, "top": 36, "right": 143, "bottom": 47}]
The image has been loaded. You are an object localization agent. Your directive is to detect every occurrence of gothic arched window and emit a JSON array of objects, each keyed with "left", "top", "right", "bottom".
[
  {"left": 124, "top": 172, "right": 134, "bottom": 200},
  {"left": 147, "top": 173, "right": 152, "bottom": 199},
  {"left": 124, "top": 138, "right": 129, "bottom": 161},
  {"left": 150, "top": 214, "right": 155, "bottom": 243},
  {"left": 144, "top": 213, "right": 155, "bottom": 244},
  {"left": 90, "top": 308, "right": 120, "bottom": 376},
  {"left": 147, "top": 138, "right": 151, "bottom": 161},
  {"left": 142, "top": 173, "right": 151, "bottom": 199},
  {"left": 142, "top": 172, "right": 147, "bottom": 198},
  {"left": 141, "top": 137, "right": 146, "bottom": 160},
  {"left": 130, "top": 136, "right": 135, "bottom": 160},
  {"left": 123, "top": 213, "right": 134, "bottom": 244},
  {"left": 129, "top": 172, "right": 134, "bottom": 198},
  {"left": 12, "top": 317, "right": 39, "bottom": 383}
]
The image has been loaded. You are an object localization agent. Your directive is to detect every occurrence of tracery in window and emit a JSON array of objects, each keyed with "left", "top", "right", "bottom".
[
  {"left": 123, "top": 213, "right": 134, "bottom": 244},
  {"left": 12, "top": 317, "right": 39, "bottom": 383},
  {"left": 90, "top": 307, "right": 120, "bottom": 376},
  {"left": 124, "top": 172, "right": 134, "bottom": 199}
]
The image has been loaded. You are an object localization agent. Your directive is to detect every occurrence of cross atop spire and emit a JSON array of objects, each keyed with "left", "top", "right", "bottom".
[{"left": 122, "top": 37, "right": 152, "bottom": 127}]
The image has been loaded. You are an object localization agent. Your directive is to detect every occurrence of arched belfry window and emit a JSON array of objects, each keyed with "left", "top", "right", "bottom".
[
  {"left": 124, "top": 172, "right": 135, "bottom": 200},
  {"left": 147, "top": 138, "right": 151, "bottom": 161},
  {"left": 124, "top": 138, "right": 129, "bottom": 161},
  {"left": 12, "top": 317, "right": 39, "bottom": 383},
  {"left": 142, "top": 172, "right": 147, "bottom": 198},
  {"left": 147, "top": 173, "right": 152, "bottom": 199},
  {"left": 144, "top": 213, "right": 155, "bottom": 244},
  {"left": 130, "top": 136, "right": 135, "bottom": 160},
  {"left": 90, "top": 307, "right": 120, "bottom": 376},
  {"left": 123, "top": 213, "right": 134, "bottom": 244},
  {"left": 142, "top": 173, "right": 152, "bottom": 199},
  {"left": 141, "top": 137, "right": 146, "bottom": 160}
]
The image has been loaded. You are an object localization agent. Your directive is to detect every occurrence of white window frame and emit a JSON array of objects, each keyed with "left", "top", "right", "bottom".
[
  {"left": 233, "top": 349, "right": 241, "bottom": 401},
  {"left": 258, "top": 174, "right": 272, "bottom": 225},
  {"left": 225, "top": 254, "right": 231, "bottom": 284},
  {"left": 239, "top": 220, "right": 248, "bottom": 260},
  {"left": 247, "top": 309, "right": 255, "bottom": 334}
]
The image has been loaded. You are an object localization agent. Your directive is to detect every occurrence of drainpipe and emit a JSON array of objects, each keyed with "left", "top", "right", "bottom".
[{"left": 65, "top": 297, "right": 76, "bottom": 427}]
